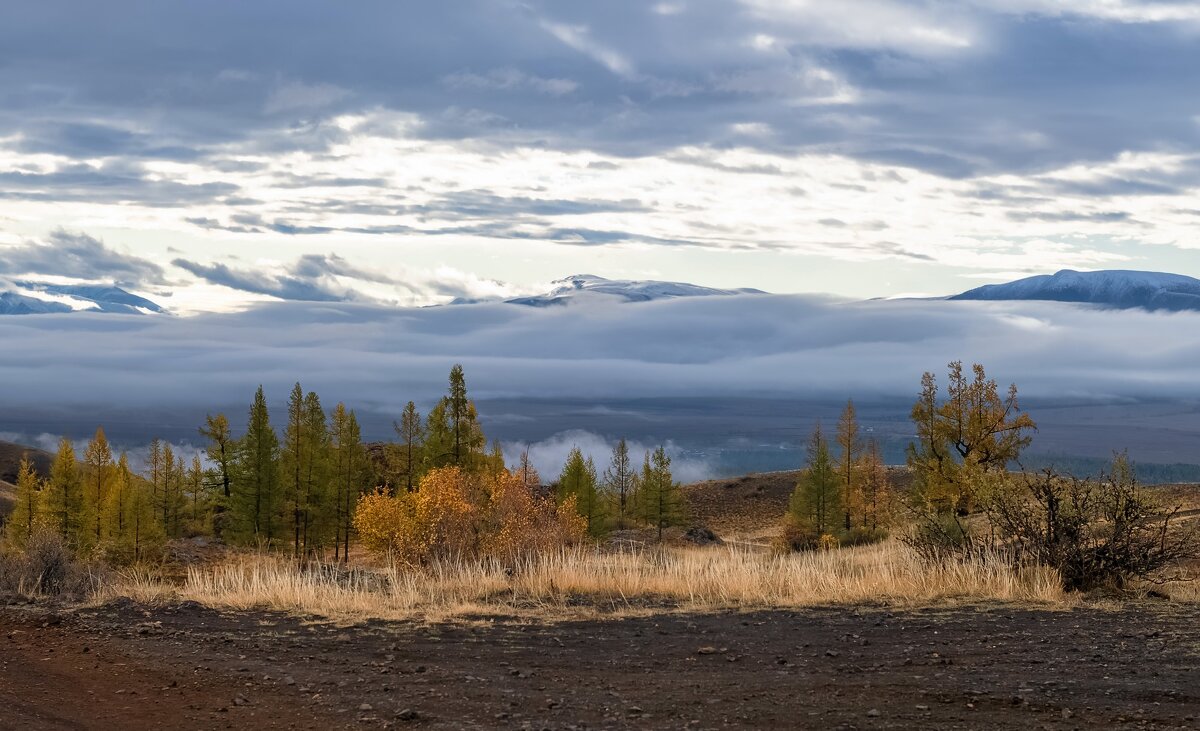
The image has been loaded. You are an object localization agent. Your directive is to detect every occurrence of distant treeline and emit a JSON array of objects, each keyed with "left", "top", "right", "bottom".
[
  {"left": 1021, "top": 454, "right": 1200, "bottom": 484},
  {"left": 1, "top": 364, "right": 687, "bottom": 562}
]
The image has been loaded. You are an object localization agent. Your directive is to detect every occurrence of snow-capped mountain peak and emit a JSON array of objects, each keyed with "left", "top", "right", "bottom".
[
  {"left": 503, "top": 274, "right": 766, "bottom": 306},
  {"left": 950, "top": 269, "right": 1200, "bottom": 311},
  {"left": 0, "top": 282, "right": 166, "bottom": 316}
]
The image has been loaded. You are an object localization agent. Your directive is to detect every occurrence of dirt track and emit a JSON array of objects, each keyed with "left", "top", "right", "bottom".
[{"left": 2, "top": 599, "right": 1199, "bottom": 730}]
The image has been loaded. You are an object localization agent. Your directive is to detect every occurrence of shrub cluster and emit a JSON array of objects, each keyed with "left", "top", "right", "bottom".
[
  {"left": 0, "top": 531, "right": 108, "bottom": 599},
  {"left": 354, "top": 466, "right": 586, "bottom": 564}
]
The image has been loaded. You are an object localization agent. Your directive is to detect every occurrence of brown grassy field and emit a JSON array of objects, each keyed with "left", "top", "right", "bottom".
[{"left": 108, "top": 541, "right": 1068, "bottom": 623}]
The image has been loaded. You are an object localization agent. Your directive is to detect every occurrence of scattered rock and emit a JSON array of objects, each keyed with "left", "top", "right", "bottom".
[{"left": 684, "top": 526, "right": 724, "bottom": 545}]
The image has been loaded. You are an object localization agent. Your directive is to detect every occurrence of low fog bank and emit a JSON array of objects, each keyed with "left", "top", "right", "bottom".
[{"left": 3, "top": 295, "right": 1199, "bottom": 476}]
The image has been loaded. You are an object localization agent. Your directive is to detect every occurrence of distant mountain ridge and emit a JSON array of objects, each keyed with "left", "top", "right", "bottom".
[
  {"left": 491, "top": 274, "right": 766, "bottom": 307},
  {"left": 951, "top": 269, "right": 1200, "bottom": 311},
  {"left": 0, "top": 283, "right": 165, "bottom": 315}
]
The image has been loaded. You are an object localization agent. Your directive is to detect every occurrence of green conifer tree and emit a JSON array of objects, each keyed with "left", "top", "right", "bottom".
[
  {"left": 391, "top": 401, "right": 424, "bottom": 493},
  {"left": 603, "top": 439, "right": 637, "bottom": 530},
  {"left": 300, "top": 390, "right": 331, "bottom": 553},
  {"left": 199, "top": 413, "right": 234, "bottom": 535},
  {"left": 42, "top": 437, "right": 83, "bottom": 549},
  {"left": 557, "top": 447, "right": 606, "bottom": 536},
  {"left": 638, "top": 446, "right": 684, "bottom": 541},
  {"left": 4, "top": 456, "right": 41, "bottom": 550},
  {"left": 331, "top": 404, "right": 369, "bottom": 561},
  {"left": 82, "top": 426, "right": 113, "bottom": 548},
  {"left": 232, "top": 386, "right": 281, "bottom": 545},
  {"left": 103, "top": 453, "right": 133, "bottom": 546},
  {"left": 836, "top": 400, "right": 862, "bottom": 531},
  {"left": 789, "top": 423, "right": 842, "bottom": 538}
]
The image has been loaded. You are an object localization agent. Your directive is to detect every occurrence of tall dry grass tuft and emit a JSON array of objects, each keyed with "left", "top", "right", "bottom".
[{"left": 106, "top": 539, "right": 1069, "bottom": 621}]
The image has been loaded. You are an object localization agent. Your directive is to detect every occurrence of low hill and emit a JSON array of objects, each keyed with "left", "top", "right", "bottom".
[
  {"left": 0, "top": 441, "right": 53, "bottom": 484},
  {"left": 683, "top": 471, "right": 802, "bottom": 540},
  {"left": 682, "top": 467, "right": 914, "bottom": 544}
]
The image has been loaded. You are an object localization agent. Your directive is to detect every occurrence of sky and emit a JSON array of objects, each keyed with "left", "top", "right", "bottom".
[{"left": 2, "top": 1, "right": 1200, "bottom": 312}]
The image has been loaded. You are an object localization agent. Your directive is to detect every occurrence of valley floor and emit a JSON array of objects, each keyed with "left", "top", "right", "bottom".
[{"left": 1, "top": 599, "right": 1198, "bottom": 730}]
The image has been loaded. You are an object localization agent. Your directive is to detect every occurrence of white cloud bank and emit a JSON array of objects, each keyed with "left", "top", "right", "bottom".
[
  {"left": 1, "top": 295, "right": 1198, "bottom": 417},
  {"left": 502, "top": 429, "right": 713, "bottom": 486}
]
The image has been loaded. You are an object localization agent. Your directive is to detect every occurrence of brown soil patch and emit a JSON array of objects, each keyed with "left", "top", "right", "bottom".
[
  {"left": 2, "top": 599, "right": 1198, "bottom": 730},
  {"left": 683, "top": 468, "right": 913, "bottom": 541}
]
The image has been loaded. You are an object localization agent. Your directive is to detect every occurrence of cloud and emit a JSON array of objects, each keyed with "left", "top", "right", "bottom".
[
  {"left": 2, "top": 295, "right": 1200, "bottom": 470},
  {"left": 0, "top": 294, "right": 1198, "bottom": 415},
  {"left": 0, "top": 230, "right": 168, "bottom": 288},
  {"left": 1, "top": 1, "right": 1200, "bottom": 312},
  {"left": 172, "top": 252, "right": 520, "bottom": 306},
  {"left": 443, "top": 68, "right": 578, "bottom": 96},
  {"left": 263, "top": 81, "right": 351, "bottom": 115},
  {"left": 172, "top": 257, "right": 379, "bottom": 303},
  {"left": 537, "top": 20, "right": 636, "bottom": 77},
  {"left": 503, "top": 429, "right": 713, "bottom": 484},
  {"left": 0, "top": 163, "right": 240, "bottom": 205}
]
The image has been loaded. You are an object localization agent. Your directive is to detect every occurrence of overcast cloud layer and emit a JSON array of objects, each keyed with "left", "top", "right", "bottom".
[
  {"left": 2, "top": 296, "right": 1198, "bottom": 411},
  {"left": 1, "top": 2, "right": 1200, "bottom": 308}
]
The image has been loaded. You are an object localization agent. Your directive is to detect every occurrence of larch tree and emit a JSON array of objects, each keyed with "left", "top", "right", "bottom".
[
  {"left": 199, "top": 413, "right": 234, "bottom": 534},
  {"left": 392, "top": 401, "right": 424, "bottom": 493},
  {"left": 789, "top": 423, "right": 841, "bottom": 538},
  {"left": 448, "top": 364, "right": 469, "bottom": 466},
  {"left": 147, "top": 438, "right": 163, "bottom": 528},
  {"left": 103, "top": 453, "right": 162, "bottom": 562},
  {"left": 557, "top": 447, "right": 605, "bottom": 537},
  {"left": 331, "top": 404, "right": 368, "bottom": 561},
  {"left": 283, "top": 382, "right": 306, "bottom": 554},
  {"left": 638, "top": 446, "right": 684, "bottom": 541},
  {"left": 907, "top": 361, "right": 1037, "bottom": 513},
  {"left": 835, "top": 400, "right": 862, "bottom": 531},
  {"left": 445, "top": 365, "right": 486, "bottom": 471},
  {"left": 515, "top": 449, "right": 540, "bottom": 492},
  {"left": 186, "top": 456, "right": 207, "bottom": 534},
  {"left": 603, "top": 439, "right": 637, "bottom": 530},
  {"left": 103, "top": 452, "right": 133, "bottom": 545},
  {"left": 300, "top": 390, "right": 331, "bottom": 553},
  {"left": 422, "top": 400, "right": 453, "bottom": 471},
  {"left": 83, "top": 426, "right": 113, "bottom": 547},
  {"left": 5, "top": 456, "right": 41, "bottom": 550},
  {"left": 128, "top": 466, "right": 164, "bottom": 562},
  {"left": 159, "top": 443, "right": 178, "bottom": 536},
  {"left": 233, "top": 385, "right": 281, "bottom": 544},
  {"left": 860, "top": 439, "right": 891, "bottom": 532},
  {"left": 43, "top": 437, "right": 83, "bottom": 547}
]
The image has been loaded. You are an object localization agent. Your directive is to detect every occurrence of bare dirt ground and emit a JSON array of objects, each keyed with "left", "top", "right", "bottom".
[
  {"left": 3, "top": 598, "right": 1198, "bottom": 730},
  {"left": 683, "top": 468, "right": 913, "bottom": 545}
]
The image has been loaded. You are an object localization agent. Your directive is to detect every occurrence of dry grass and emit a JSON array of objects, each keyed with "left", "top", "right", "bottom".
[{"left": 108, "top": 539, "right": 1070, "bottom": 622}]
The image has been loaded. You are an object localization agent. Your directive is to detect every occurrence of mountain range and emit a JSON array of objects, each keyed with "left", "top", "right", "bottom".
[
  {"left": 951, "top": 269, "right": 1200, "bottom": 311},
  {"left": 0, "top": 283, "right": 165, "bottom": 315},
  {"left": 4, "top": 269, "right": 1200, "bottom": 315}
]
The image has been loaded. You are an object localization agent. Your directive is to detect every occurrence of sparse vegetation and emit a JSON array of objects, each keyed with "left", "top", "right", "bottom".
[
  {"left": 110, "top": 539, "right": 1066, "bottom": 621},
  {"left": 0, "top": 531, "right": 107, "bottom": 599},
  {"left": 984, "top": 456, "right": 1199, "bottom": 591},
  {"left": 1, "top": 359, "right": 1197, "bottom": 619}
]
